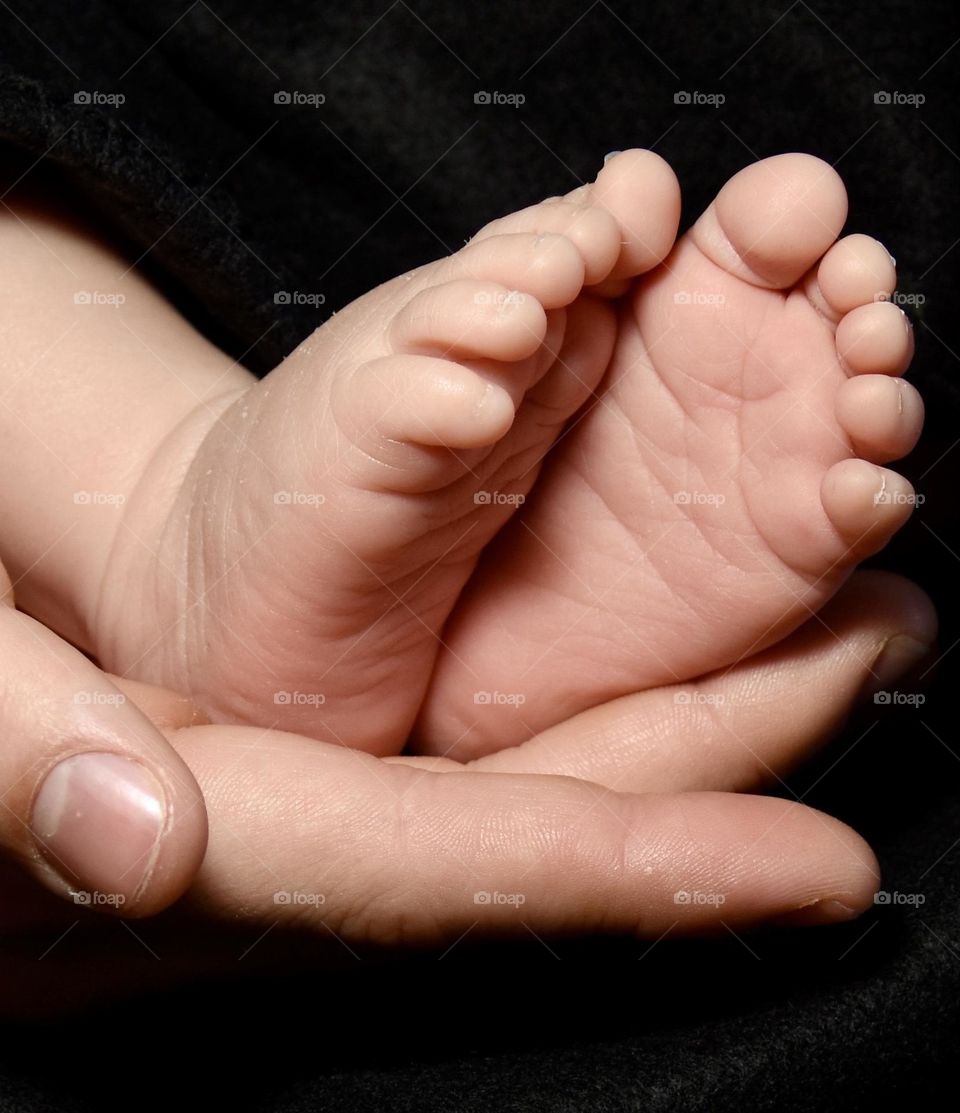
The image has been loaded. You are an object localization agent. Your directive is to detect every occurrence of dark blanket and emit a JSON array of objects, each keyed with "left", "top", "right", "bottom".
[{"left": 1, "top": 2, "right": 958, "bottom": 1109}]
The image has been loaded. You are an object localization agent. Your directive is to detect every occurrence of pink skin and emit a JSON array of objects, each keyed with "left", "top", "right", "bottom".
[
  {"left": 0, "top": 153, "right": 922, "bottom": 765},
  {"left": 416, "top": 154, "right": 922, "bottom": 758},
  {"left": 0, "top": 552, "right": 939, "bottom": 1016},
  {"left": 0, "top": 161, "right": 938, "bottom": 1016}
]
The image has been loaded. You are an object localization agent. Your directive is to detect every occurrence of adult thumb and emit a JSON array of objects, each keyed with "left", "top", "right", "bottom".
[{"left": 0, "top": 565, "right": 207, "bottom": 916}]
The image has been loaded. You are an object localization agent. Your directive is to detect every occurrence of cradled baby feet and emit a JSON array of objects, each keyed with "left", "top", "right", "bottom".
[
  {"left": 96, "top": 151, "right": 681, "bottom": 755},
  {"left": 414, "top": 153, "right": 923, "bottom": 760}
]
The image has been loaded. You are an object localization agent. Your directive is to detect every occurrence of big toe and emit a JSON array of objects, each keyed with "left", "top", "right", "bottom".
[{"left": 691, "top": 153, "right": 848, "bottom": 289}]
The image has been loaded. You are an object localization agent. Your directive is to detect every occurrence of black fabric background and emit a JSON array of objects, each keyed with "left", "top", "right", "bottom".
[{"left": 1, "top": 1, "right": 958, "bottom": 1109}]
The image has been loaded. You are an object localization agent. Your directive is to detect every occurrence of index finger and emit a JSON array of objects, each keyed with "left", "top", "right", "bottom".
[{"left": 171, "top": 723, "right": 880, "bottom": 941}]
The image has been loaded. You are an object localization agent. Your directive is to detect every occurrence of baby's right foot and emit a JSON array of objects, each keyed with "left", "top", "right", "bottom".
[{"left": 96, "top": 151, "right": 681, "bottom": 755}]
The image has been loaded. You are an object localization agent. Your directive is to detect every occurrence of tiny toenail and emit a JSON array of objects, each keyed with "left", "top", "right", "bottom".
[
  {"left": 862, "top": 635, "right": 932, "bottom": 700},
  {"left": 604, "top": 150, "right": 622, "bottom": 163}
]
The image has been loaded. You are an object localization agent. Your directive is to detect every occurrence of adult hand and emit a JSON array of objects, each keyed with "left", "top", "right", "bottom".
[{"left": 0, "top": 569, "right": 934, "bottom": 1016}]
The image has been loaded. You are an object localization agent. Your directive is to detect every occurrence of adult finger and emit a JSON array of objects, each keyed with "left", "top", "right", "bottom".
[
  {"left": 472, "top": 571, "right": 935, "bottom": 792},
  {"left": 0, "top": 575, "right": 207, "bottom": 916},
  {"left": 172, "top": 724, "right": 880, "bottom": 939}
]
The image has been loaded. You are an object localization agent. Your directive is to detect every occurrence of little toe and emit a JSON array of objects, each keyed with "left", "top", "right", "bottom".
[
  {"left": 437, "top": 232, "right": 586, "bottom": 309},
  {"left": 836, "top": 301, "right": 914, "bottom": 376},
  {"left": 471, "top": 201, "right": 621, "bottom": 286},
  {"left": 391, "top": 279, "right": 547, "bottom": 362},
  {"left": 692, "top": 153, "right": 848, "bottom": 289},
  {"left": 586, "top": 149, "right": 681, "bottom": 281},
  {"left": 821, "top": 458, "right": 916, "bottom": 560},
  {"left": 807, "top": 234, "right": 897, "bottom": 320},
  {"left": 835, "top": 375, "right": 924, "bottom": 463}
]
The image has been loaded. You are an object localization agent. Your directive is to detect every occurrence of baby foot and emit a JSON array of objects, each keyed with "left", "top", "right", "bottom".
[
  {"left": 415, "top": 153, "right": 922, "bottom": 759},
  {"left": 97, "top": 151, "right": 681, "bottom": 755}
]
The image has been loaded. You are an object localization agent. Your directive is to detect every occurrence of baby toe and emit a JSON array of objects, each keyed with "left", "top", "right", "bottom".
[
  {"left": 332, "top": 353, "right": 516, "bottom": 488},
  {"left": 836, "top": 300, "right": 914, "bottom": 376},
  {"left": 471, "top": 201, "right": 621, "bottom": 286},
  {"left": 835, "top": 375, "right": 924, "bottom": 463},
  {"left": 821, "top": 458, "right": 916, "bottom": 561},
  {"left": 438, "top": 232, "right": 586, "bottom": 308},
  {"left": 586, "top": 148, "right": 681, "bottom": 281},
  {"left": 692, "top": 153, "right": 848, "bottom": 289},
  {"left": 391, "top": 279, "right": 547, "bottom": 362},
  {"left": 809, "top": 234, "right": 896, "bottom": 320}
]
